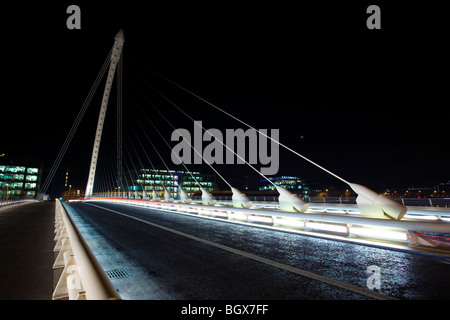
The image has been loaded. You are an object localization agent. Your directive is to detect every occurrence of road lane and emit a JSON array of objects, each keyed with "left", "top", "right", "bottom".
[
  {"left": 66, "top": 201, "right": 450, "bottom": 299},
  {"left": 86, "top": 202, "right": 394, "bottom": 300}
]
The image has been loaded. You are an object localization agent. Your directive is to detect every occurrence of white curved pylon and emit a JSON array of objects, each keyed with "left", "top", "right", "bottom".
[
  {"left": 201, "top": 187, "right": 217, "bottom": 206},
  {"left": 179, "top": 188, "right": 192, "bottom": 203},
  {"left": 163, "top": 186, "right": 174, "bottom": 202},
  {"left": 231, "top": 187, "right": 253, "bottom": 208},
  {"left": 276, "top": 186, "right": 308, "bottom": 213},
  {"left": 85, "top": 30, "right": 125, "bottom": 197},
  {"left": 349, "top": 183, "right": 407, "bottom": 220}
]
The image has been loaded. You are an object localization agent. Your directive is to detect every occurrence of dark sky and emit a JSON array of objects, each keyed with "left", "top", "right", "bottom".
[{"left": 2, "top": 1, "right": 449, "bottom": 194}]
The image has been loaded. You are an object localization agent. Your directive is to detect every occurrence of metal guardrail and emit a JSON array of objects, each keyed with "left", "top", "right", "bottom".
[
  {"left": 85, "top": 197, "right": 450, "bottom": 250},
  {"left": 191, "top": 195, "right": 450, "bottom": 207},
  {"left": 53, "top": 199, "right": 121, "bottom": 300},
  {"left": 305, "top": 197, "right": 450, "bottom": 208},
  {"left": 0, "top": 199, "right": 38, "bottom": 208},
  {"left": 98, "top": 193, "right": 450, "bottom": 208}
]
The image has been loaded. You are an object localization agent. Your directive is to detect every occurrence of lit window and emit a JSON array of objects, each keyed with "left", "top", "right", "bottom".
[
  {"left": 14, "top": 174, "right": 25, "bottom": 180},
  {"left": 11, "top": 182, "right": 23, "bottom": 188},
  {"left": 27, "top": 168, "right": 39, "bottom": 174},
  {"left": 6, "top": 166, "right": 25, "bottom": 173},
  {"left": 25, "top": 183, "right": 37, "bottom": 189},
  {"left": 26, "top": 175, "right": 38, "bottom": 182}
]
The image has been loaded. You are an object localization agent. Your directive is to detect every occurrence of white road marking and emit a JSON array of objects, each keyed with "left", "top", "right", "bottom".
[{"left": 84, "top": 202, "right": 396, "bottom": 300}]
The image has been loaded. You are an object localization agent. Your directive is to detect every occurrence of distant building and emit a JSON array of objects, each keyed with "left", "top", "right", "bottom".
[
  {"left": 61, "top": 186, "right": 85, "bottom": 201},
  {"left": 0, "top": 159, "right": 42, "bottom": 199},
  {"left": 434, "top": 180, "right": 450, "bottom": 197},
  {"left": 132, "top": 169, "right": 217, "bottom": 198},
  {"left": 392, "top": 181, "right": 450, "bottom": 198},
  {"left": 259, "top": 176, "right": 309, "bottom": 196}
]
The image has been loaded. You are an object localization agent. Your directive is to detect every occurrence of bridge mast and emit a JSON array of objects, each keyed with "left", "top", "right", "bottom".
[
  {"left": 116, "top": 44, "right": 123, "bottom": 191},
  {"left": 85, "top": 30, "right": 124, "bottom": 197}
]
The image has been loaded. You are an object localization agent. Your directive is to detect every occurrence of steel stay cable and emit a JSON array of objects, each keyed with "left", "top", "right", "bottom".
[
  {"left": 131, "top": 57, "right": 350, "bottom": 185},
  {"left": 41, "top": 48, "right": 113, "bottom": 194},
  {"left": 126, "top": 114, "right": 178, "bottom": 193},
  {"left": 125, "top": 81, "right": 205, "bottom": 190},
  {"left": 147, "top": 83, "right": 276, "bottom": 188}
]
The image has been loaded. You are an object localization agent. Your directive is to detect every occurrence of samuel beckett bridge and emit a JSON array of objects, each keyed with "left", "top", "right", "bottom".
[{"left": 2, "top": 30, "right": 449, "bottom": 301}]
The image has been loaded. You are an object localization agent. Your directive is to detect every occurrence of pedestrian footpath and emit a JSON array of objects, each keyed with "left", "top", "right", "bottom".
[{"left": 0, "top": 201, "right": 55, "bottom": 299}]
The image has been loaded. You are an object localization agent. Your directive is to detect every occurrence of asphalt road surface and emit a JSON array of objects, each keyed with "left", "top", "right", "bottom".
[{"left": 65, "top": 201, "right": 450, "bottom": 300}]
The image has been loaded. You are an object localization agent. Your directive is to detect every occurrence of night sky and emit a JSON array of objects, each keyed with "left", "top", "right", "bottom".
[{"left": 2, "top": 1, "right": 448, "bottom": 195}]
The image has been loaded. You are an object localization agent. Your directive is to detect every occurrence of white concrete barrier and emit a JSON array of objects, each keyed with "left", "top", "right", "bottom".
[{"left": 53, "top": 199, "right": 121, "bottom": 300}]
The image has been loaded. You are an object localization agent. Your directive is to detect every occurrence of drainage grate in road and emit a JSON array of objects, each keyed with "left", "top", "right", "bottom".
[{"left": 105, "top": 268, "right": 130, "bottom": 280}]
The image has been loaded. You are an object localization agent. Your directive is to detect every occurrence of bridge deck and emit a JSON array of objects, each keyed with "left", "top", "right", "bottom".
[{"left": 0, "top": 201, "right": 55, "bottom": 299}]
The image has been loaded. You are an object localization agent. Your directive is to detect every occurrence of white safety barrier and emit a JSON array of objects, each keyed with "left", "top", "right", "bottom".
[
  {"left": 53, "top": 199, "right": 121, "bottom": 300},
  {"left": 0, "top": 199, "right": 38, "bottom": 208},
  {"left": 85, "top": 197, "right": 450, "bottom": 249}
]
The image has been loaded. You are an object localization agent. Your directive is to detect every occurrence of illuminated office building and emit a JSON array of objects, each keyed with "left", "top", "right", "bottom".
[
  {"left": 258, "top": 176, "right": 309, "bottom": 195},
  {"left": 132, "top": 169, "right": 217, "bottom": 198},
  {"left": 0, "top": 161, "right": 42, "bottom": 199}
]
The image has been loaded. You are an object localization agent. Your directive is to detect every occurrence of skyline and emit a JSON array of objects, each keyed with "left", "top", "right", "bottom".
[{"left": 2, "top": 2, "right": 448, "bottom": 196}]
